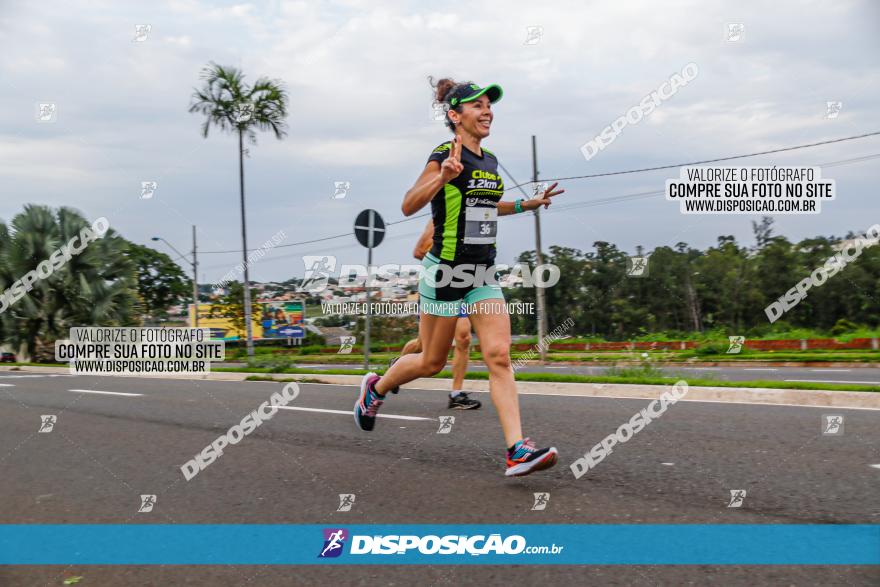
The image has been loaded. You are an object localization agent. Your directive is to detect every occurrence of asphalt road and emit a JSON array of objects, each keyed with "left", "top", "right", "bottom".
[
  {"left": 237, "top": 361, "right": 880, "bottom": 385},
  {"left": 1, "top": 372, "right": 878, "bottom": 586}
]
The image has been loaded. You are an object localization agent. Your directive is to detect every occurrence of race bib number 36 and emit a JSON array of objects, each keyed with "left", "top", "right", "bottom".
[{"left": 463, "top": 207, "right": 497, "bottom": 244}]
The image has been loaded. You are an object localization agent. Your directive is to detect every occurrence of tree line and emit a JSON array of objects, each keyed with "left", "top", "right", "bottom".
[
  {"left": 3, "top": 206, "right": 876, "bottom": 358},
  {"left": 0, "top": 205, "right": 190, "bottom": 359},
  {"left": 506, "top": 217, "right": 880, "bottom": 340}
]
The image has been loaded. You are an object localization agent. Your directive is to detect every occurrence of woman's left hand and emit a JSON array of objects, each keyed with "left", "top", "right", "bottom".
[{"left": 529, "top": 182, "right": 565, "bottom": 209}]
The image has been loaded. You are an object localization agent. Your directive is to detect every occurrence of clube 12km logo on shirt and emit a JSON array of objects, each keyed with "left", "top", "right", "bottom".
[{"left": 317, "top": 528, "right": 554, "bottom": 557}]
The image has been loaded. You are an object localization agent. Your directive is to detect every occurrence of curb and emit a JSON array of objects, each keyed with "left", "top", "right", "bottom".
[
  {"left": 3, "top": 366, "right": 878, "bottom": 410},
  {"left": 234, "top": 374, "right": 880, "bottom": 410},
  {"left": 222, "top": 360, "right": 880, "bottom": 369}
]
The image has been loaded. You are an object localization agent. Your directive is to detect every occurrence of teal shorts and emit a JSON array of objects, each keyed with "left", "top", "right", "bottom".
[{"left": 418, "top": 252, "right": 505, "bottom": 317}]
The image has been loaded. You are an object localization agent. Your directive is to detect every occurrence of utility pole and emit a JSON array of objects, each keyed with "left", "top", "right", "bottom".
[
  {"left": 531, "top": 135, "right": 548, "bottom": 362},
  {"left": 192, "top": 225, "right": 199, "bottom": 328},
  {"left": 151, "top": 233, "right": 200, "bottom": 329}
]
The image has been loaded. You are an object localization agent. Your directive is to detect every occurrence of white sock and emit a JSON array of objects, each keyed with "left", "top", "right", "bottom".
[{"left": 450, "top": 390, "right": 463, "bottom": 398}]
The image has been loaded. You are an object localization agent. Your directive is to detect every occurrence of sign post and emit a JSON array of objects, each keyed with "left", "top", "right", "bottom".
[{"left": 354, "top": 209, "right": 386, "bottom": 370}]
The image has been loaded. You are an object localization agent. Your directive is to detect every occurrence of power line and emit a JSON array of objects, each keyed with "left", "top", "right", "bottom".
[
  {"left": 199, "top": 229, "right": 423, "bottom": 271},
  {"left": 198, "top": 229, "right": 354, "bottom": 254},
  {"left": 386, "top": 213, "right": 430, "bottom": 227},
  {"left": 504, "top": 130, "right": 880, "bottom": 192},
  {"left": 539, "top": 151, "right": 880, "bottom": 214},
  {"left": 547, "top": 190, "right": 663, "bottom": 213},
  {"left": 821, "top": 152, "right": 880, "bottom": 168},
  {"left": 194, "top": 131, "right": 880, "bottom": 254},
  {"left": 198, "top": 213, "right": 428, "bottom": 255},
  {"left": 195, "top": 149, "right": 880, "bottom": 280},
  {"left": 497, "top": 160, "right": 533, "bottom": 200}
]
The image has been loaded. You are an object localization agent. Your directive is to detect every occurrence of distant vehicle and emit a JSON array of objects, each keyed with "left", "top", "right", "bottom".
[{"left": 0, "top": 352, "right": 16, "bottom": 363}]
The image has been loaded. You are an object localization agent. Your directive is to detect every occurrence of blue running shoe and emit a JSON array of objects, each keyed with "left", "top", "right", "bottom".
[
  {"left": 354, "top": 372, "right": 384, "bottom": 431},
  {"left": 505, "top": 438, "right": 558, "bottom": 477}
]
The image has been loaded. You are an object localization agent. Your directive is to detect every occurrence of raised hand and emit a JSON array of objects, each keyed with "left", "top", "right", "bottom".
[
  {"left": 530, "top": 181, "right": 565, "bottom": 209},
  {"left": 439, "top": 135, "right": 464, "bottom": 183}
]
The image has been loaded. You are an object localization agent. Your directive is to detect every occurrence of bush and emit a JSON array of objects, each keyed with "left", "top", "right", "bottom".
[
  {"left": 297, "top": 344, "right": 325, "bottom": 355},
  {"left": 831, "top": 319, "right": 859, "bottom": 336},
  {"left": 692, "top": 341, "right": 729, "bottom": 356},
  {"left": 835, "top": 327, "right": 880, "bottom": 342}
]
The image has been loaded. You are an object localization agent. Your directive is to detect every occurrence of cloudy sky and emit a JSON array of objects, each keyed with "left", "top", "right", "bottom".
[{"left": 2, "top": 0, "right": 878, "bottom": 284}]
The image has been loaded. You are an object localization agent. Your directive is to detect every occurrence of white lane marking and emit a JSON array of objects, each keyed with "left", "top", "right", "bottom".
[
  {"left": 0, "top": 374, "right": 74, "bottom": 379},
  {"left": 68, "top": 389, "right": 143, "bottom": 397},
  {"left": 784, "top": 379, "right": 880, "bottom": 385},
  {"left": 809, "top": 369, "right": 852, "bottom": 372},
  {"left": 275, "top": 405, "right": 432, "bottom": 421},
  {"left": 743, "top": 368, "right": 778, "bottom": 371},
  {"left": 690, "top": 368, "right": 719, "bottom": 370},
  {"left": 15, "top": 376, "right": 875, "bottom": 412},
  {"left": 280, "top": 382, "right": 880, "bottom": 411},
  {"left": 514, "top": 392, "right": 880, "bottom": 411},
  {"left": 661, "top": 462, "right": 675, "bottom": 466},
  {"left": 870, "top": 464, "right": 880, "bottom": 470},
  {"left": 0, "top": 383, "right": 14, "bottom": 387}
]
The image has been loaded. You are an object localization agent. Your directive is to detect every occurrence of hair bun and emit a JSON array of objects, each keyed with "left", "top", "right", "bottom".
[{"left": 430, "top": 77, "right": 457, "bottom": 103}]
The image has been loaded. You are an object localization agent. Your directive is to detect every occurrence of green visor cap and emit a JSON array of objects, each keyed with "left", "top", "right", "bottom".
[{"left": 450, "top": 83, "right": 503, "bottom": 107}]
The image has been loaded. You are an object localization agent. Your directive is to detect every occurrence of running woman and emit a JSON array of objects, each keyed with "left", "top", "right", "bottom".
[
  {"left": 388, "top": 219, "right": 481, "bottom": 410},
  {"left": 354, "top": 78, "right": 565, "bottom": 477}
]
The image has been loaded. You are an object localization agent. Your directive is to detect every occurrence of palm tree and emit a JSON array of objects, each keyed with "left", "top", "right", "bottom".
[
  {"left": 189, "top": 63, "right": 289, "bottom": 357},
  {"left": 0, "top": 205, "right": 140, "bottom": 360}
]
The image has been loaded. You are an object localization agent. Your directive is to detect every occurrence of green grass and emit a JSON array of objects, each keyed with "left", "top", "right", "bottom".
[
  {"left": 10, "top": 359, "right": 877, "bottom": 392},
  {"left": 254, "top": 353, "right": 400, "bottom": 364},
  {"left": 533, "top": 327, "right": 880, "bottom": 343},
  {"left": 224, "top": 349, "right": 880, "bottom": 365},
  {"left": 221, "top": 366, "right": 373, "bottom": 376},
  {"left": 217, "top": 333, "right": 880, "bottom": 365},
  {"left": 3, "top": 362, "right": 68, "bottom": 368},
  {"left": 678, "top": 352, "right": 880, "bottom": 362},
  {"left": 535, "top": 349, "right": 880, "bottom": 362},
  {"left": 605, "top": 363, "right": 694, "bottom": 379},
  {"left": 247, "top": 375, "right": 327, "bottom": 384},
  {"left": 219, "top": 367, "right": 880, "bottom": 393}
]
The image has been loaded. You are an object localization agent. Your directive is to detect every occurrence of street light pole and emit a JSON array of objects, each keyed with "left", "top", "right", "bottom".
[{"left": 151, "top": 233, "right": 198, "bottom": 328}]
